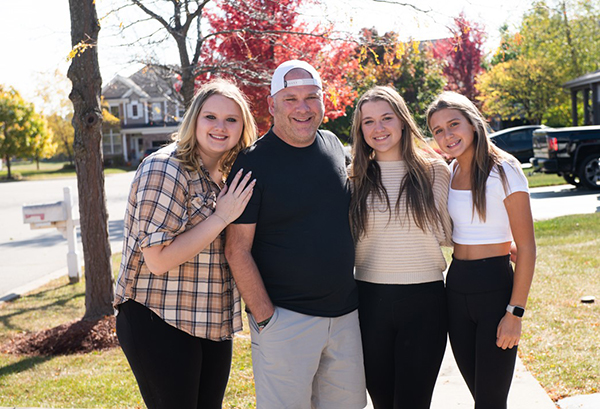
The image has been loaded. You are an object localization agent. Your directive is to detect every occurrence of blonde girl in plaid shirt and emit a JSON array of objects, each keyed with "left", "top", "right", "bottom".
[{"left": 115, "top": 79, "right": 257, "bottom": 409}]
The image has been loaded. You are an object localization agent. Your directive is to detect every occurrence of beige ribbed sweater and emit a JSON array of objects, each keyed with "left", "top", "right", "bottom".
[{"left": 354, "top": 159, "right": 453, "bottom": 284}]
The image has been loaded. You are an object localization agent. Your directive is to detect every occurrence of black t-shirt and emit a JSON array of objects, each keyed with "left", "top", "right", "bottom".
[{"left": 228, "top": 129, "right": 357, "bottom": 317}]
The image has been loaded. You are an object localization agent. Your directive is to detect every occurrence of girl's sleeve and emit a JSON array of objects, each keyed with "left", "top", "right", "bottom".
[
  {"left": 135, "top": 157, "right": 189, "bottom": 249},
  {"left": 502, "top": 161, "right": 529, "bottom": 197}
]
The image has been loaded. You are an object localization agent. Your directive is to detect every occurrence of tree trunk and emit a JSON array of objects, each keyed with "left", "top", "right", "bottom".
[
  {"left": 180, "top": 68, "right": 195, "bottom": 110},
  {"left": 4, "top": 155, "right": 11, "bottom": 179},
  {"left": 67, "top": 0, "right": 114, "bottom": 320}
]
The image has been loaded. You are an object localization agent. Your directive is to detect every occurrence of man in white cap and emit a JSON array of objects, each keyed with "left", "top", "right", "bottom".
[{"left": 225, "top": 60, "right": 366, "bottom": 408}]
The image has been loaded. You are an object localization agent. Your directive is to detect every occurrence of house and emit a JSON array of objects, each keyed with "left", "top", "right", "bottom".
[
  {"left": 563, "top": 70, "right": 600, "bottom": 126},
  {"left": 101, "top": 66, "right": 183, "bottom": 164}
]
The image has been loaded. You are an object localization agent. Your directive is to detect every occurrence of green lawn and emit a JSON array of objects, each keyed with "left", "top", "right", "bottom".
[
  {"left": 524, "top": 168, "right": 569, "bottom": 188},
  {"left": 0, "top": 160, "right": 132, "bottom": 181},
  {"left": 0, "top": 254, "right": 255, "bottom": 409},
  {"left": 520, "top": 214, "right": 600, "bottom": 400},
  {"left": 1, "top": 215, "right": 599, "bottom": 407}
]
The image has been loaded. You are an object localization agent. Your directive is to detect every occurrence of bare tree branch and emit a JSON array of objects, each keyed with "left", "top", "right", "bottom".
[
  {"left": 130, "top": 0, "right": 174, "bottom": 34},
  {"left": 372, "top": 0, "right": 431, "bottom": 14}
]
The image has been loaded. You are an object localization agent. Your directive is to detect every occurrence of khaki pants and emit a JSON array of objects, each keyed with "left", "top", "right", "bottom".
[{"left": 248, "top": 307, "right": 366, "bottom": 409}]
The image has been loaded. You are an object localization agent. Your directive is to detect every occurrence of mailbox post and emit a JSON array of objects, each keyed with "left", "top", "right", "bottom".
[{"left": 22, "top": 187, "right": 81, "bottom": 283}]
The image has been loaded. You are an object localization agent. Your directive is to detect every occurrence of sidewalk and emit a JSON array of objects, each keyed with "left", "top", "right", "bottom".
[
  {"left": 430, "top": 342, "right": 557, "bottom": 408},
  {"left": 361, "top": 340, "right": 557, "bottom": 409}
]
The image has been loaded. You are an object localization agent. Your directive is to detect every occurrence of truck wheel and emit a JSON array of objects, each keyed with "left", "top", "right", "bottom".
[
  {"left": 562, "top": 173, "right": 580, "bottom": 187},
  {"left": 578, "top": 154, "right": 600, "bottom": 190}
]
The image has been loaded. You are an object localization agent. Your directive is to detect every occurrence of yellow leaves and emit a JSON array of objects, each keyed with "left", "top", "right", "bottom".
[
  {"left": 513, "top": 32, "right": 523, "bottom": 46},
  {"left": 395, "top": 42, "right": 405, "bottom": 61},
  {"left": 411, "top": 40, "right": 420, "bottom": 55},
  {"left": 67, "top": 41, "right": 94, "bottom": 62},
  {"left": 326, "top": 85, "right": 339, "bottom": 109}
]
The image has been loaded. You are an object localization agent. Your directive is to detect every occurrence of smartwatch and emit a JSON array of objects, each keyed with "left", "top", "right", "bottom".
[{"left": 506, "top": 304, "right": 525, "bottom": 318}]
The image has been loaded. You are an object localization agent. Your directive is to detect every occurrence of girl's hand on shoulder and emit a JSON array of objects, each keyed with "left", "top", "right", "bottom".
[
  {"left": 496, "top": 312, "right": 522, "bottom": 350},
  {"left": 213, "top": 169, "right": 256, "bottom": 225}
]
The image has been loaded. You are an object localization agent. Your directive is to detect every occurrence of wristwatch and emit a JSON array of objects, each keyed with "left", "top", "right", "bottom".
[
  {"left": 506, "top": 304, "right": 525, "bottom": 318},
  {"left": 257, "top": 316, "right": 272, "bottom": 330}
]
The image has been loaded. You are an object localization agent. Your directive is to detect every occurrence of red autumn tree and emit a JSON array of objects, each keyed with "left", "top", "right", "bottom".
[
  {"left": 203, "top": 0, "right": 358, "bottom": 133},
  {"left": 431, "top": 12, "right": 486, "bottom": 101}
]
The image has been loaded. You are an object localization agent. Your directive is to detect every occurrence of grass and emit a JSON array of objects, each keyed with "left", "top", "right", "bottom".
[
  {"left": 524, "top": 170, "right": 567, "bottom": 188},
  {"left": 519, "top": 213, "right": 600, "bottom": 401},
  {"left": 0, "top": 160, "right": 132, "bottom": 181},
  {"left": 0, "top": 254, "right": 255, "bottom": 408},
  {"left": 1, "top": 215, "right": 599, "bottom": 407}
]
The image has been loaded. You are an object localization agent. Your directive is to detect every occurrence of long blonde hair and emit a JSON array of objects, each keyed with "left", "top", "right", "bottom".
[
  {"left": 175, "top": 79, "right": 257, "bottom": 177},
  {"left": 426, "top": 91, "right": 513, "bottom": 221},
  {"left": 350, "top": 86, "right": 442, "bottom": 239}
]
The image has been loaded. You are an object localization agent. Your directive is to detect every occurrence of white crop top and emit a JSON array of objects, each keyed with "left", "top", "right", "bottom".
[{"left": 448, "top": 160, "right": 529, "bottom": 245}]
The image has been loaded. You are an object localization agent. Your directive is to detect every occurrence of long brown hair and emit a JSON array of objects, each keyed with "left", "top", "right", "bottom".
[
  {"left": 426, "top": 91, "right": 514, "bottom": 221},
  {"left": 174, "top": 79, "right": 257, "bottom": 178},
  {"left": 349, "top": 86, "right": 442, "bottom": 239}
]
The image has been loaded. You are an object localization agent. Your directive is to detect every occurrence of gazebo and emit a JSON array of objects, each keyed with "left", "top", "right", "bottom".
[{"left": 563, "top": 70, "right": 600, "bottom": 126}]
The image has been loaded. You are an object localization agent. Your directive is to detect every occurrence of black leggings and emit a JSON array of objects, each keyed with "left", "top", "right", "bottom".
[
  {"left": 357, "top": 280, "right": 447, "bottom": 409},
  {"left": 116, "top": 300, "right": 233, "bottom": 409},
  {"left": 446, "top": 255, "right": 517, "bottom": 409}
]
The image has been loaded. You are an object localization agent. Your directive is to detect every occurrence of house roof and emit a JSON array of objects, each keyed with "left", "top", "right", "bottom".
[
  {"left": 563, "top": 70, "right": 600, "bottom": 89},
  {"left": 102, "top": 65, "right": 180, "bottom": 101}
]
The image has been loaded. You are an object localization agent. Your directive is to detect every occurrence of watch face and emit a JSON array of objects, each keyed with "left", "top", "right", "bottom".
[{"left": 513, "top": 306, "right": 525, "bottom": 317}]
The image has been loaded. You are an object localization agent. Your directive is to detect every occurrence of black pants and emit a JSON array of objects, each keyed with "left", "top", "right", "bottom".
[
  {"left": 446, "top": 255, "right": 517, "bottom": 409},
  {"left": 116, "top": 300, "right": 233, "bottom": 409},
  {"left": 357, "top": 280, "right": 447, "bottom": 409}
]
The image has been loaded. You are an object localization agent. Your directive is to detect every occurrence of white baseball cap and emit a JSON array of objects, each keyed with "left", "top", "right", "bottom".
[{"left": 270, "top": 60, "right": 322, "bottom": 96}]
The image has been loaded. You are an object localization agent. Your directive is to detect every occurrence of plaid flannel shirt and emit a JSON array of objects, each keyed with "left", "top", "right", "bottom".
[{"left": 114, "top": 144, "right": 242, "bottom": 341}]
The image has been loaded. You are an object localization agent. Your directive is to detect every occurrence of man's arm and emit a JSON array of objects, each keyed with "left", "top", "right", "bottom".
[{"left": 225, "top": 223, "right": 274, "bottom": 323}]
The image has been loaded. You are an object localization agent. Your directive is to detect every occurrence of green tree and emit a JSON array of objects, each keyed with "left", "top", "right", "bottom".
[
  {"left": 0, "top": 86, "right": 53, "bottom": 178},
  {"left": 353, "top": 29, "right": 446, "bottom": 130},
  {"left": 519, "top": 0, "right": 600, "bottom": 79},
  {"left": 29, "top": 115, "right": 57, "bottom": 170},
  {"left": 489, "top": 25, "right": 522, "bottom": 66},
  {"left": 479, "top": 0, "right": 600, "bottom": 126},
  {"left": 478, "top": 58, "right": 565, "bottom": 125},
  {"left": 47, "top": 113, "right": 75, "bottom": 165},
  {"left": 35, "top": 70, "right": 75, "bottom": 164}
]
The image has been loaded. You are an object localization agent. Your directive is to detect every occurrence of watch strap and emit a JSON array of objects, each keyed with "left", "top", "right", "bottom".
[{"left": 506, "top": 304, "right": 525, "bottom": 317}]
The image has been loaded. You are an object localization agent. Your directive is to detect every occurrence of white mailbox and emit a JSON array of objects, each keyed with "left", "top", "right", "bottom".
[
  {"left": 22, "top": 187, "right": 81, "bottom": 283},
  {"left": 23, "top": 201, "right": 67, "bottom": 228}
]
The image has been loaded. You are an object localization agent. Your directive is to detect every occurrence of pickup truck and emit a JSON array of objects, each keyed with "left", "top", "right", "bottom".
[{"left": 530, "top": 125, "right": 600, "bottom": 189}]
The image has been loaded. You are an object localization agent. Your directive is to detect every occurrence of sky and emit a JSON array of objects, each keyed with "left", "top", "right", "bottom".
[{"left": 0, "top": 0, "right": 535, "bottom": 109}]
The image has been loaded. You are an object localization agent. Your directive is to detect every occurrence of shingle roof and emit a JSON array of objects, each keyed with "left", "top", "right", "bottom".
[{"left": 102, "top": 65, "right": 180, "bottom": 101}]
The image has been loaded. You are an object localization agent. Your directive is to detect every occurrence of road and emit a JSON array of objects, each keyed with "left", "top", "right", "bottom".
[
  {"left": 0, "top": 173, "right": 599, "bottom": 299},
  {"left": 0, "top": 172, "right": 132, "bottom": 299}
]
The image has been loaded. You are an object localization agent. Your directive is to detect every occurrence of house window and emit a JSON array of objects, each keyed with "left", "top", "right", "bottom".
[
  {"left": 102, "top": 130, "right": 123, "bottom": 155},
  {"left": 129, "top": 101, "right": 142, "bottom": 119},
  {"left": 109, "top": 105, "right": 120, "bottom": 119},
  {"left": 151, "top": 102, "right": 163, "bottom": 121}
]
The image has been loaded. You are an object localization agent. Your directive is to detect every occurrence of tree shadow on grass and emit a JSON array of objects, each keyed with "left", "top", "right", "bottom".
[
  {"left": 0, "top": 287, "right": 85, "bottom": 332},
  {"left": 0, "top": 354, "right": 53, "bottom": 377}
]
